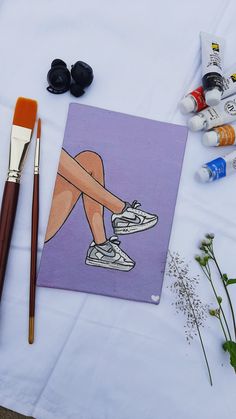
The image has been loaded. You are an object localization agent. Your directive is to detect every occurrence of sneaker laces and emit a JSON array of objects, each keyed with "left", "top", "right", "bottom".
[
  {"left": 109, "top": 235, "right": 121, "bottom": 246},
  {"left": 130, "top": 200, "right": 141, "bottom": 209},
  {"left": 109, "top": 236, "right": 129, "bottom": 259}
]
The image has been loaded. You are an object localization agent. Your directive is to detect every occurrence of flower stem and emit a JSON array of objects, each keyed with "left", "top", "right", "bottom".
[
  {"left": 195, "top": 321, "right": 213, "bottom": 386},
  {"left": 202, "top": 264, "right": 232, "bottom": 341},
  {"left": 169, "top": 252, "right": 213, "bottom": 386},
  {"left": 210, "top": 245, "right": 236, "bottom": 341},
  {"left": 218, "top": 314, "right": 228, "bottom": 341}
]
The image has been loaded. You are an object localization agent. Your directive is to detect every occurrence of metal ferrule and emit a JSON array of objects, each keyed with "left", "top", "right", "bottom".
[
  {"left": 7, "top": 125, "right": 32, "bottom": 183},
  {"left": 34, "top": 137, "right": 40, "bottom": 175}
]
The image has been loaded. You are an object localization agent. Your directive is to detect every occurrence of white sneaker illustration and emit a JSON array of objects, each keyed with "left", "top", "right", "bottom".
[
  {"left": 85, "top": 236, "right": 135, "bottom": 271},
  {"left": 112, "top": 201, "right": 158, "bottom": 235}
]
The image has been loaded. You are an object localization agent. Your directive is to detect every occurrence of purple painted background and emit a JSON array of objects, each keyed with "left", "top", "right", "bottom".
[{"left": 37, "top": 104, "right": 187, "bottom": 304}]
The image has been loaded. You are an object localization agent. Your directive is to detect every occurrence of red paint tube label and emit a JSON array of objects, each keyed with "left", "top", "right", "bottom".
[{"left": 190, "top": 86, "right": 207, "bottom": 112}]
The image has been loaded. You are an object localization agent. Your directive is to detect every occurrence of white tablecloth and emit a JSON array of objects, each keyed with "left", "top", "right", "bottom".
[{"left": 0, "top": 1, "right": 236, "bottom": 418}]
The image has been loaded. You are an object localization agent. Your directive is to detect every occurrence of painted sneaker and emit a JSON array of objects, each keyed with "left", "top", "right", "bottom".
[
  {"left": 112, "top": 201, "right": 158, "bottom": 235},
  {"left": 85, "top": 236, "right": 135, "bottom": 271}
]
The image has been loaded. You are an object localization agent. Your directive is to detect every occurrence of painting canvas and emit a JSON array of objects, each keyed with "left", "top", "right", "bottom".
[{"left": 37, "top": 103, "right": 187, "bottom": 304}]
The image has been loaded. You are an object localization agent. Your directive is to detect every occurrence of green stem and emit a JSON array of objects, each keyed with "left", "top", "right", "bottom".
[
  {"left": 214, "top": 315, "right": 236, "bottom": 377},
  {"left": 194, "top": 321, "right": 213, "bottom": 386},
  {"left": 199, "top": 239, "right": 236, "bottom": 374},
  {"left": 217, "top": 314, "right": 228, "bottom": 341},
  {"left": 211, "top": 248, "right": 236, "bottom": 341},
  {"left": 170, "top": 252, "right": 213, "bottom": 386},
  {"left": 200, "top": 264, "right": 232, "bottom": 341}
]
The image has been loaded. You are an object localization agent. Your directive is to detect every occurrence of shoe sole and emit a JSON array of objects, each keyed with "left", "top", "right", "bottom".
[
  {"left": 85, "top": 259, "right": 135, "bottom": 272},
  {"left": 113, "top": 217, "right": 158, "bottom": 235}
]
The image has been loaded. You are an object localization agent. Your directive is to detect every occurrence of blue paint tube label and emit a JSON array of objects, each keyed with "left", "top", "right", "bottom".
[{"left": 206, "top": 157, "right": 226, "bottom": 180}]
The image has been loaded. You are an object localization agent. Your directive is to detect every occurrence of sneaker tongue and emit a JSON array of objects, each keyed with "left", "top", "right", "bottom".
[
  {"left": 98, "top": 241, "right": 113, "bottom": 252},
  {"left": 122, "top": 202, "right": 131, "bottom": 212}
]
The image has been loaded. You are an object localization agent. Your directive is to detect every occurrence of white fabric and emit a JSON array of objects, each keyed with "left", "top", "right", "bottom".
[{"left": 0, "top": 1, "right": 235, "bottom": 418}]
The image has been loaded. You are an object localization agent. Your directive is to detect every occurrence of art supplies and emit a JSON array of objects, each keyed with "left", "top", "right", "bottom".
[
  {"left": 188, "top": 94, "right": 236, "bottom": 131},
  {"left": 179, "top": 32, "right": 236, "bottom": 183},
  {"left": 37, "top": 103, "right": 187, "bottom": 304},
  {"left": 202, "top": 124, "right": 236, "bottom": 146},
  {"left": 200, "top": 32, "right": 224, "bottom": 106},
  {"left": 0, "top": 98, "right": 37, "bottom": 301},
  {"left": 179, "top": 64, "right": 236, "bottom": 114},
  {"left": 29, "top": 119, "right": 41, "bottom": 344},
  {"left": 197, "top": 149, "right": 236, "bottom": 182}
]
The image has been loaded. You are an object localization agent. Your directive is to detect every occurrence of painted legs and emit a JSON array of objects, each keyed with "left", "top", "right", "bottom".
[{"left": 45, "top": 150, "right": 125, "bottom": 243}]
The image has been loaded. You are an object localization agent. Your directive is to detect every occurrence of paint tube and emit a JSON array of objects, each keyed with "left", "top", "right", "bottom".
[
  {"left": 179, "top": 86, "right": 206, "bottom": 114},
  {"left": 201, "top": 32, "right": 224, "bottom": 106},
  {"left": 188, "top": 94, "right": 236, "bottom": 131},
  {"left": 197, "top": 149, "right": 236, "bottom": 182},
  {"left": 202, "top": 124, "right": 236, "bottom": 146},
  {"left": 179, "top": 65, "right": 236, "bottom": 114}
]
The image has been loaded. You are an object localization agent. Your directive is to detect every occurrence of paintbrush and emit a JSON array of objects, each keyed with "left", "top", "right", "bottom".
[
  {"left": 0, "top": 97, "right": 37, "bottom": 301},
  {"left": 29, "top": 118, "right": 41, "bottom": 344}
]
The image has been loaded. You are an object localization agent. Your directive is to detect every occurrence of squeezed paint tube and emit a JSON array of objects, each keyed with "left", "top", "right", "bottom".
[
  {"left": 197, "top": 149, "right": 236, "bottom": 182},
  {"left": 201, "top": 32, "right": 224, "bottom": 106},
  {"left": 202, "top": 124, "right": 236, "bottom": 146},
  {"left": 179, "top": 65, "right": 236, "bottom": 114},
  {"left": 188, "top": 94, "right": 236, "bottom": 131},
  {"left": 179, "top": 86, "right": 206, "bottom": 114}
]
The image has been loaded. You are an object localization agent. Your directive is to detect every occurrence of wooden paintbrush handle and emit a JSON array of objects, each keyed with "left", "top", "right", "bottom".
[
  {"left": 30, "top": 174, "right": 39, "bottom": 317},
  {"left": 0, "top": 181, "right": 20, "bottom": 299}
]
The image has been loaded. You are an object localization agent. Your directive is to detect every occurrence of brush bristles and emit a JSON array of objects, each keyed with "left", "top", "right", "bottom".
[
  {"left": 37, "top": 118, "right": 41, "bottom": 139},
  {"left": 13, "top": 97, "right": 37, "bottom": 130}
]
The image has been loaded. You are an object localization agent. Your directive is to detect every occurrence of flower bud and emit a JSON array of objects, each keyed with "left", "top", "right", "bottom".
[
  {"left": 202, "top": 239, "right": 211, "bottom": 246},
  {"left": 206, "top": 233, "right": 215, "bottom": 239},
  {"left": 200, "top": 258, "right": 207, "bottom": 267}
]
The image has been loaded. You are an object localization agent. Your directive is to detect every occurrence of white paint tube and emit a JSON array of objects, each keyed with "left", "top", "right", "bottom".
[
  {"left": 201, "top": 32, "right": 225, "bottom": 107},
  {"left": 197, "top": 149, "right": 236, "bottom": 182},
  {"left": 179, "top": 64, "right": 236, "bottom": 114},
  {"left": 188, "top": 94, "right": 236, "bottom": 131}
]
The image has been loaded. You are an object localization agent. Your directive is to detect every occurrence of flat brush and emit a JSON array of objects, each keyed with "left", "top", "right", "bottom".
[
  {"left": 0, "top": 97, "right": 37, "bottom": 301},
  {"left": 29, "top": 119, "right": 41, "bottom": 344}
]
